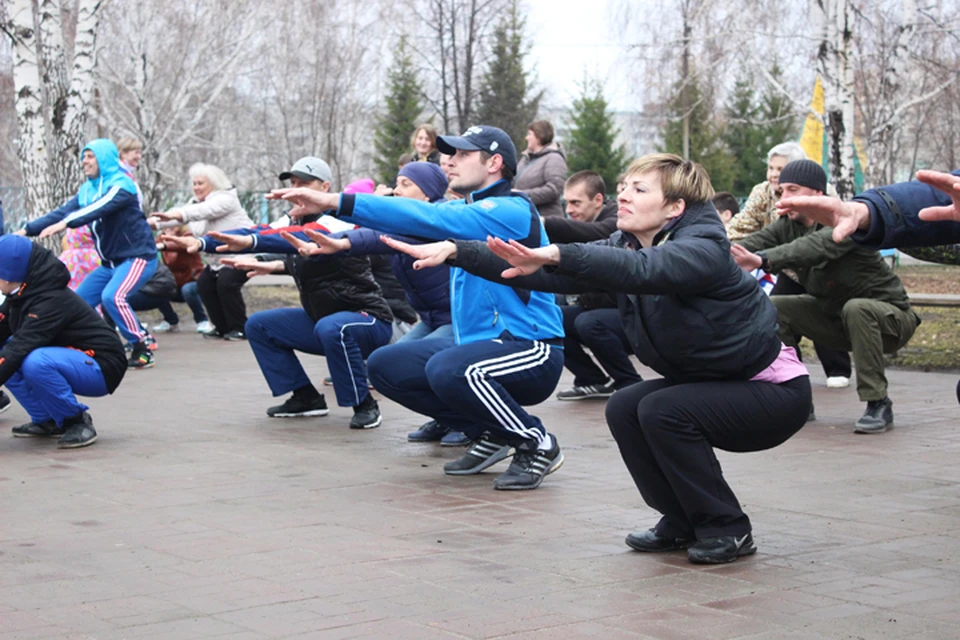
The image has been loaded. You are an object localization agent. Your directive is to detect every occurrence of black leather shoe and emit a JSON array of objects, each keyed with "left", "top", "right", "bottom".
[
  {"left": 625, "top": 528, "right": 694, "bottom": 553},
  {"left": 687, "top": 533, "right": 756, "bottom": 564}
]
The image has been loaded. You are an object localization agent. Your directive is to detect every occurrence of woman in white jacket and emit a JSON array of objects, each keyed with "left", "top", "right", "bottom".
[{"left": 150, "top": 164, "right": 252, "bottom": 340}]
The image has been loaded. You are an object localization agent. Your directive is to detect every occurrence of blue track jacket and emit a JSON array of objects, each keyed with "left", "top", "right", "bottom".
[
  {"left": 335, "top": 180, "right": 564, "bottom": 345},
  {"left": 25, "top": 139, "right": 155, "bottom": 266}
]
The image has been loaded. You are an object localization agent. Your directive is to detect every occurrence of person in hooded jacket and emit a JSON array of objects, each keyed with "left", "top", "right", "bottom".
[
  {"left": 0, "top": 235, "right": 127, "bottom": 448},
  {"left": 16, "top": 139, "right": 158, "bottom": 370},
  {"left": 514, "top": 120, "right": 569, "bottom": 218},
  {"left": 383, "top": 154, "right": 812, "bottom": 563}
]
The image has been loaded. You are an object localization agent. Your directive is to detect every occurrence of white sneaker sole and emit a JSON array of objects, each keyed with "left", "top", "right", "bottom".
[{"left": 268, "top": 409, "right": 330, "bottom": 418}]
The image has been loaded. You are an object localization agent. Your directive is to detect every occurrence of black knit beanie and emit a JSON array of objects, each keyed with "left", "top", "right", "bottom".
[{"left": 778, "top": 159, "right": 827, "bottom": 193}]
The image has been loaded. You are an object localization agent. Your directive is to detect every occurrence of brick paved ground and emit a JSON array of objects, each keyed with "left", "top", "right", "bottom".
[{"left": 2, "top": 329, "right": 959, "bottom": 639}]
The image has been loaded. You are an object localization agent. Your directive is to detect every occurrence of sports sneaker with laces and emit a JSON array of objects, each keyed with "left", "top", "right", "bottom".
[
  {"left": 144, "top": 332, "right": 158, "bottom": 351},
  {"left": 444, "top": 433, "right": 513, "bottom": 475},
  {"left": 195, "top": 320, "right": 214, "bottom": 334},
  {"left": 267, "top": 393, "right": 329, "bottom": 418},
  {"left": 492, "top": 436, "right": 564, "bottom": 490},
  {"left": 0, "top": 390, "right": 10, "bottom": 414},
  {"left": 202, "top": 327, "right": 224, "bottom": 339},
  {"left": 223, "top": 330, "right": 247, "bottom": 341},
  {"left": 440, "top": 430, "right": 470, "bottom": 447},
  {"left": 57, "top": 412, "right": 98, "bottom": 449},
  {"left": 408, "top": 419, "right": 449, "bottom": 442},
  {"left": 625, "top": 528, "right": 695, "bottom": 553},
  {"left": 350, "top": 395, "right": 382, "bottom": 429},
  {"left": 854, "top": 397, "right": 894, "bottom": 434},
  {"left": 687, "top": 532, "right": 757, "bottom": 564},
  {"left": 12, "top": 419, "right": 65, "bottom": 438},
  {"left": 128, "top": 342, "right": 155, "bottom": 369},
  {"left": 556, "top": 379, "right": 616, "bottom": 401},
  {"left": 152, "top": 320, "right": 180, "bottom": 334}
]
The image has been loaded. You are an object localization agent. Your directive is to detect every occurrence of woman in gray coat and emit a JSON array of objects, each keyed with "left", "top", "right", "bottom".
[{"left": 514, "top": 120, "right": 569, "bottom": 218}]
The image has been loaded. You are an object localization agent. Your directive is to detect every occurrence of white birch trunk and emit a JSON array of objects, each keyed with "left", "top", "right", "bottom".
[
  {"left": 815, "top": 0, "right": 856, "bottom": 200},
  {"left": 7, "top": 0, "right": 55, "bottom": 220}
]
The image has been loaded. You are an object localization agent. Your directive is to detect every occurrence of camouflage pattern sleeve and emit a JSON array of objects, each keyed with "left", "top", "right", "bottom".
[{"left": 726, "top": 182, "right": 777, "bottom": 241}]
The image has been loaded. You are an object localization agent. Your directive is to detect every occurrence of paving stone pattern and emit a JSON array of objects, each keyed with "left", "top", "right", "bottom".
[{"left": 1, "top": 332, "right": 959, "bottom": 639}]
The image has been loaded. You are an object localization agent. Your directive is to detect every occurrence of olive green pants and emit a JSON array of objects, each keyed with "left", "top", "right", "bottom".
[{"left": 772, "top": 295, "right": 919, "bottom": 402}]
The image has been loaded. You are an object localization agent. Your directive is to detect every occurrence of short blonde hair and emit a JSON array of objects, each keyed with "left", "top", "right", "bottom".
[
  {"left": 188, "top": 163, "right": 232, "bottom": 192},
  {"left": 117, "top": 138, "right": 142, "bottom": 154},
  {"left": 625, "top": 153, "right": 715, "bottom": 204}
]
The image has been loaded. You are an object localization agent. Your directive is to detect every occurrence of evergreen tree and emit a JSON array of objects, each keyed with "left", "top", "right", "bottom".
[
  {"left": 373, "top": 37, "right": 424, "bottom": 185},
  {"left": 723, "top": 71, "right": 767, "bottom": 196},
  {"left": 475, "top": 0, "right": 542, "bottom": 150},
  {"left": 566, "top": 77, "right": 628, "bottom": 194},
  {"left": 659, "top": 72, "right": 735, "bottom": 193}
]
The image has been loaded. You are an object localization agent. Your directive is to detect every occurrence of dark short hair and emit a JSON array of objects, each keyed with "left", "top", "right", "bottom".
[
  {"left": 565, "top": 171, "right": 606, "bottom": 199},
  {"left": 712, "top": 192, "right": 739, "bottom": 215},
  {"left": 398, "top": 152, "right": 414, "bottom": 166},
  {"left": 528, "top": 120, "right": 554, "bottom": 146},
  {"left": 479, "top": 150, "right": 515, "bottom": 182}
]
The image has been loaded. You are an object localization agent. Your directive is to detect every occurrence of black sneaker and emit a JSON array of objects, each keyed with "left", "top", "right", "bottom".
[
  {"left": 223, "top": 330, "right": 247, "bottom": 341},
  {"left": 625, "top": 529, "right": 695, "bottom": 553},
  {"left": 492, "top": 436, "right": 564, "bottom": 490},
  {"left": 444, "top": 433, "right": 513, "bottom": 475},
  {"left": 854, "top": 397, "right": 893, "bottom": 434},
  {"left": 58, "top": 412, "right": 98, "bottom": 449},
  {"left": 202, "top": 327, "right": 225, "bottom": 339},
  {"left": 12, "top": 419, "right": 65, "bottom": 438},
  {"left": 350, "top": 395, "right": 381, "bottom": 429},
  {"left": 128, "top": 342, "right": 155, "bottom": 369},
  {"left": 267, "top": 393, "right": 329, "bottom": 418},
  {"left": 556, "top": 379, "right": 616, "bottom": 401},
  {"left": 0, "top": 390, "right": 10, "bottom": 414},
  {"left": 687, "top": 533, "right": 757, "bottom": 564},
  {"left": 408, "top": 419, "right": 449, "bottom": 442}
]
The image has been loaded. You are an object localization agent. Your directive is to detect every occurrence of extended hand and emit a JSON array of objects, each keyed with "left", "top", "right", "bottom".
[
  {"left": 485, "top": 237, "right": 560, "bottom": 278},
  {"left": 267, "top": 188, "right": 340, "bottom": 218},
  {"left": 158, "top": 234, "right": 202, "bottom": 253},
  {"left": 379, "top": 236, "right": 456, "bottom": 269},
  {"left": 775, "top": 195, "right": 869, "bottom": 243},
  {"left": 38, "top": 220, "right": 68, "bottom": 239},
  {"left": 220, "top": 257, "right": 282, "bottom": 278},
  {"left": 730, "top": 244, "right": 763, "bottom": 271},
  {"left": 152, "top": 210, "right": 184, "bottom": 222},
  {"left": 916, "top": 170, "right": 960, "bottom": 223},
  {"left": 280, "top": 229, "right": 350, "bottom": 256},
  {"left": 207, "top": 231, "right": 254, "bottom": 253}
]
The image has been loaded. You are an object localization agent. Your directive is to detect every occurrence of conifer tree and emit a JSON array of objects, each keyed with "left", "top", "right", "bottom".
[
  {"left": 566, "top": 78, "right": 628, "bottom": 194},
  {"left": 373, "top": 38, "right": 425, "bottom": 184}
]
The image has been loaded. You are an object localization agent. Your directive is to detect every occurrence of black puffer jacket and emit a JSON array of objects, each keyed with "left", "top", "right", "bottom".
[
  {"left": 279, "top": 215, "right": 393, "bottom": 324},
  {"left": 0, "top": 244, "right": 127, "bottom": 392},
  {"left": 454, "top": 201, "right": 783, "bottom": 382}
]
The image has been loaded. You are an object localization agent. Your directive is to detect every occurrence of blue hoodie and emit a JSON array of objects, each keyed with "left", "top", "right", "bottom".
[{"left": 25, "top": 139, "right": 155, "bottom": 266}]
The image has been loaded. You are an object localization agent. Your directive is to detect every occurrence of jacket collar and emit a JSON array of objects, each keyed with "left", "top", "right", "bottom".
[{"left": 467, "top": 179, "right": 512, "bottom": 203}]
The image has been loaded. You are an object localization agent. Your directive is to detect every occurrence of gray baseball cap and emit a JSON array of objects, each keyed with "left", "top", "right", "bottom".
[{"left": 279, "top": 156, "right": 332, "bottom": 183}]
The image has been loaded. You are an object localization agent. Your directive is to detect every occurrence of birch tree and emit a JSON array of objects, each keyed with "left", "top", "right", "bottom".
[{"left": 2, "top": 0, "right": 102, "bottom": 226}]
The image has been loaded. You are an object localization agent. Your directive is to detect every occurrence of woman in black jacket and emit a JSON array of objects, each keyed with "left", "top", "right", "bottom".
[
  {"left": 0, "top": 235, "right": 127, "bottom": 448},
  {"left": 383, "top": 154, "right": 812, "bottom": 564}
]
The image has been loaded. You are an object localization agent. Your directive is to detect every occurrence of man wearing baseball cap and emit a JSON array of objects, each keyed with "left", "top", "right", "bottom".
[
  {"left": 268, "top": 125, "right": 566, "bottom": 491},
  {"left": 730, "top": 160, "right": 920, "bottom": 435}
]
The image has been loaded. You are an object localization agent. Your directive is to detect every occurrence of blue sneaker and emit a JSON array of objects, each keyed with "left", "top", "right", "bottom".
[
  {"left": 408, "top": 420, "right": 449, "bottom": 442},
  {"left": 440, "top": 430, "right": 470, "bottom": 447}
]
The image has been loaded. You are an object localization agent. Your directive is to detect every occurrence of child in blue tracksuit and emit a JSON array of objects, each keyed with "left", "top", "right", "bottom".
[
  {"left": 21, "top": 139, "right": 158, "bottom": 369},
  {"left": 272, "top": 126, "right": 567, "bottom": 491}
]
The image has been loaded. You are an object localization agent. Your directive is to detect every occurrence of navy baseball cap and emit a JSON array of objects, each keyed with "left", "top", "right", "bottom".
[{"left": 437, "top": 125, "right": 518, "bottom": 174}]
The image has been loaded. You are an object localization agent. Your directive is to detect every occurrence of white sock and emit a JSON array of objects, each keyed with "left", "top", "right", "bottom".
[{"left": 538, "top": 433, "right": 554, "bottom": 451}]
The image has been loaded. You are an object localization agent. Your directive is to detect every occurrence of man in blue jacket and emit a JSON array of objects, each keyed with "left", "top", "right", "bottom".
[
  {"left": 16, "top": 139, "right": 158, "bottom": 370},
  {"left": 269, "top": 125, "right": 566, "bottom": 491}
]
